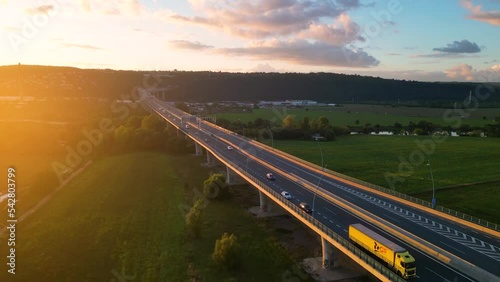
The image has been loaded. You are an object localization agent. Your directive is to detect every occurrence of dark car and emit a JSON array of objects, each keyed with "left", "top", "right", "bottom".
[
  {"left": 299, "top": 202, "right": 313, "bottom": 214},
  {"left": 266, "top": 173, "right": 275, "bottom": 180}
]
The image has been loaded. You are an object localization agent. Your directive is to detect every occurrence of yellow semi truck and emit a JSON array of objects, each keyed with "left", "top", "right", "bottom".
[{"left": 349, "top": 223, "right": 416, "bottom": 279}]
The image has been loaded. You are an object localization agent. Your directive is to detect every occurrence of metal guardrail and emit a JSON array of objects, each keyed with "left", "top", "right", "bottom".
[
  {"left": 221, "top": 156, "right": 406, "bottom": 282},
  {"left": 146, "top": 100, "right": 404, "bottom": 281},
  {"left": 148, "top": 99, "right": 499, "bottom": 232},
  {"left": 251, "top": 140, "right": 500, "bottom": 232}
]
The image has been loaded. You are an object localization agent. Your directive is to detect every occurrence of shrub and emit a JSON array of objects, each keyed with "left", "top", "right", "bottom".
[
  {"left": 203, "top": 173, "right": 229, "bottom": 200},
  {"left": 212, "top": 233, "right": 241, "bottom": 269}
]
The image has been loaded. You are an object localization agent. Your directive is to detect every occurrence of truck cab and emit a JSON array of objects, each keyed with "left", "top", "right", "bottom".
[{"left": 395, "top": 251, "right": 416, "bottom": 279}]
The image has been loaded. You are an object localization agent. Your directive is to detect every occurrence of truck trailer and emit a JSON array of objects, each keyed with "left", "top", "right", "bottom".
[{"left": 349, "top": 223, "right": 416, "bottom": 279}]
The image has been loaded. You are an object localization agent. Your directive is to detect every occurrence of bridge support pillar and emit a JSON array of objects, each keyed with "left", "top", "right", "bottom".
[
  {"left": 259, "top": 191, "right": 272, "bottom": 212},
  {"left": 225, "top": 166, "right": 243, "bottom": 185},
  {"left": 206, "top": 152, "right": 215, "bottom": 166},
  {"left": 321, "top": 237, "right": 338, "bottom": 269},
  {"left": 195, "top": 143, "right": 202, "bottom": 156}
]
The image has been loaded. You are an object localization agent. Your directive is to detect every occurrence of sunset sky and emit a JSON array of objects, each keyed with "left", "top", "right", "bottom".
[{"left": 1, "top": 0, "right": 499, "bottom": 82}]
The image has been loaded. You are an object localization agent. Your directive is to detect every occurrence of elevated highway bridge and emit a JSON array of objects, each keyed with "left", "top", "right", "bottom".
[{"left": 141, "top": 91, "right": 499, "bottom": 282}]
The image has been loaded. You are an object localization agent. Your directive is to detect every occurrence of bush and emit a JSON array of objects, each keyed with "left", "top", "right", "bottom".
[
  {"left": 203, "top": 173, "right": 229, "bottom": 200},
  {"left": 212, "top": 233, "right": 241, "bottom": 269},
  {"left": 185, "top": 199, "right": 204, "bottom": 238}
]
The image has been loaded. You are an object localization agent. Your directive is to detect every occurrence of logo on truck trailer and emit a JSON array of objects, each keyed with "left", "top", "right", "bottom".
[{"left": 374, "top": 242, "right": 387, "bottom": 254}]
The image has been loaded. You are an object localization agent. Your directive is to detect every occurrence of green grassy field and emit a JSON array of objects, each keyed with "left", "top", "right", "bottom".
[
  {"left": 0, "top": 152, "right": 304, "bottom": 282},
  {"left": 213, "top": 105, "right": 497, "bottom": 127},
  {"left": 412, "top": 181, "right": 500, "bottom": 224},
  {"left": 268, "top": 135, "right": 500, "bottom": 223}
]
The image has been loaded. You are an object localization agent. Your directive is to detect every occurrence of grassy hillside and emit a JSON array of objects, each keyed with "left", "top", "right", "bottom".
[
  {"left": 0, "top": 153, "right": 304, "bottom": 281},
  {"left": 2, "top": 65, "right": 500, "bottom": 103}
]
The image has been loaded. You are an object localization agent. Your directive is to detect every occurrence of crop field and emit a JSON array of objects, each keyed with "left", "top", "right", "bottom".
[
  {"left": 267, "top": 135, "right": 500, "bottom": 223},
  {"left": 0, "top": 152, "right": 301, "bottom": 281},
  {"left": 212, "top": 105, "right": 498, "bottom": 127}
]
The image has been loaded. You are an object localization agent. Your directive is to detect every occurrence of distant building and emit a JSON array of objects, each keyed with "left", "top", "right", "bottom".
[{"left": 258, "top": 100, "right": 317, "bottom": 107}]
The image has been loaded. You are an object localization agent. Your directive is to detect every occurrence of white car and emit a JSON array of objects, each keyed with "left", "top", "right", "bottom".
[
  {"left": 281, "top": 191, "right": 291, "bottom": 199},
  {"left": 227, "top": 146, "right": 233, "bottom": 150}
]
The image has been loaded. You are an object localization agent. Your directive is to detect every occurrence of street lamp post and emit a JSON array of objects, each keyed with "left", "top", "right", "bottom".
[
  {"left": 427, "top": 158, "right": 436, "bottom": 208},
  {"left": 267, "top": 126, "right": 274, "bottom": 150},
  {"left": 312, "top": 164, "right": 327, "bottom": 217},
  {"left": 316, "top": 139, "right": 324, "bottom": 168}
]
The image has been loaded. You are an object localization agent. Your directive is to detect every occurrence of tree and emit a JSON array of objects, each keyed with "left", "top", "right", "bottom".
[
  {"left": 141, "top": 114, "right": 164, "bottom": 132},
  {"left": 114, "top": 125, "right": 132, "bottom": 147},
  {"left": 301, "top": 117, "right": 311, "bottom": 132},
  {"left": 125, "top": 115, "right": 142, "bottom": 129},
  {"left": 283, "top": 115, "right": 295, "bottom": 128},
  {"left": 317, "top": 116, "right": 330, "bottom": 131},
  {"left": 203, "top": 173, "right": 229, "bottom": 200},
  {"left": 175, "top": 102, "right": 189, "bottom": 113},
  {"left": 185, "top": 199, "right": 204, "bottom": 238},
  {"left": 212, "top": 233, "right": 241, "bottom": 269},
  {"left": 413, "top": 128, "right": 424, "bottom": 135}
]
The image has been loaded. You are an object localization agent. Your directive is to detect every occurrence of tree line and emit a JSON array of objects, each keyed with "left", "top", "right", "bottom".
[
  {"left": 2, "top": 65, "right": 500, "bottom": 105},
  {"left": 215, "top": 115, "right": 500, "bottom": 140}
]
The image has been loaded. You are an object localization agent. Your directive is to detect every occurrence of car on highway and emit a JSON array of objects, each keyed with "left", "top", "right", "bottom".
[
  {"left": 299, "top": 202, "right": 312, "bottom": 214},
  {"left": 281, "top": 191, "right": 291, "bottom": 199},
  {"left": 185, "top": 125, "right": 190, "bottom": 129},
  {"left": 227, "top": 146, "right": 233, "bottom": 150},
  {"left": 204, "top": 138, "right": 209, "bottom": 142},
  {"left": 266, "top": 173, "right": 275, "bottom": 180}
]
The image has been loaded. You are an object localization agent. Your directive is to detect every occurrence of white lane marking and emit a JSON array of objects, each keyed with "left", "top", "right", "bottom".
[
  {"left": 324, "top": 207, "right": 337, "bottom": 216},
  {"left": 344, "top": 195, "right": 355, "bottom": 201},
  {"left": 333, "top": 204, "right": 475, "bottom": 282},
  {"left": 336, "top": 224, "right": 341, "bottom": 228},
  {"left": 262, "top": 150, "right": 497, "bottom": 261},
  {"left": 343, "top": 229, "right": 347, "bottom": 233},
  {"left": 295, "top": 190, "right": 304, "bottom": 196},
  {"left": 439, "top": 241, "right": 466, "bottom": 255},
  {"left": 329, "top": 220, "right": 334, "bottom": 224},
  {"left": 425, "top": 267, "right": 451, "bottom": 282},
  {"left": 384, "top": 214, "right": 401, "bottom": 223}
]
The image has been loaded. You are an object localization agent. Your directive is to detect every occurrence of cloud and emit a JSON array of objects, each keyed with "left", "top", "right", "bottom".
[
  {"left": 461, "top": 0, "right": 500, "bottom": 26},
  {"left": 299, "top": 13, "right": 364, "bottom": 46},
  {"left": 170, "top": 0, "right": 361, "bottom": 39},
  {"left": 215, "top": 39, "right": 379, "bottom": 68},
  {"left": 78, "top": 0, "right": 143, "bottom": 15},
  {"left": 168, "top": 1, "right": 377, "bottom": 68},
  {"left": 25, "top": 5, "right": 54, "bottom": 15},
  {"left": 433, "top": 39, "right": 481, "bottom": 53},
  {"left": 445, "top": 64, "right": 475, "bottom": 81},
  {"left": 249, "top": 63, "right": 278, "bottom": 72},
  {"left": 412, "top": 53, "right": 481, "bottom": 59},
  {"left": 444, "top": 63, "right": 500, "bottom": 82},
  {"left": 63, "top": 43, "right": 106, "bottom": 51},
  {"left": 170, "top": 40, "right": 214, "bottom": 50}
]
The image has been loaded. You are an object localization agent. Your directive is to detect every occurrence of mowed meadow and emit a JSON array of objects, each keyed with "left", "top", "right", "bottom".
[
  {"left": 212, "top": 105, "right": 498, "bottom": 127},
  {"left": 269, "top": 135, "right": 500, "bottom": 223}
]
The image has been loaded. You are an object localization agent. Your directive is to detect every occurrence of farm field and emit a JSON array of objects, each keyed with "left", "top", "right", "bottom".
[
  {"left": 212, "top": 105, "right": 498, "bottom": 127},
  {"left": 0, "top": 152, "right": 303, "bottom": 282},
  {"left": 268, "top": 135, "right": 500, "bottom": 223}
]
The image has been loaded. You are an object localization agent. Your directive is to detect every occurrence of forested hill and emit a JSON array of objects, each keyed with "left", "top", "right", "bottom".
[{"left": 1, "top": 65, "right": 499, "bottom": 104}]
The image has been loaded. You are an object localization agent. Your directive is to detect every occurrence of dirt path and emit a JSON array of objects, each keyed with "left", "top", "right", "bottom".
[{"left": 0, "top": 161, "right": 93, "bottom": 237}]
